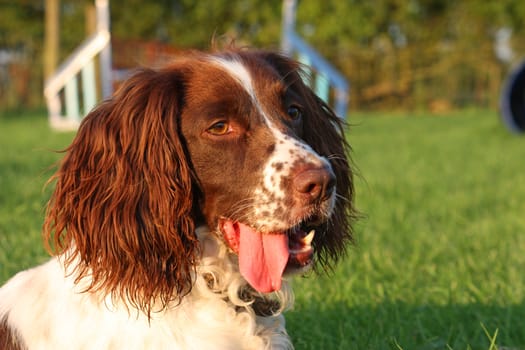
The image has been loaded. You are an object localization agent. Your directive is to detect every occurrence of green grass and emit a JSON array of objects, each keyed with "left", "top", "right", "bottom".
[
  {"left": 0, "top": 111, "right": 75, "bottom": 273},
  {"left": 1, "top": 110, "right": 524, "bottom": 349},
  {"left": 287, "top": 110, "right": 525, "bottom": 349}
]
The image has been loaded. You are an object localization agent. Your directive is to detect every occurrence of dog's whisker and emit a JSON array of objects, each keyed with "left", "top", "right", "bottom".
[{"left": 326, "top": 154, "right": 347, "bottom": 162}]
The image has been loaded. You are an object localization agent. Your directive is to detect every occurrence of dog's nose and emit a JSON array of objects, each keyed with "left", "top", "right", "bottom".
[{"left": 293, "top": 166, "right": 336, "bottom": 203}]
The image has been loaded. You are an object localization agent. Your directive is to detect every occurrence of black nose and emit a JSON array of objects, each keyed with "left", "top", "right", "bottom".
[{"left": 293, "top": 166, "right": 336, "bottom": 203}]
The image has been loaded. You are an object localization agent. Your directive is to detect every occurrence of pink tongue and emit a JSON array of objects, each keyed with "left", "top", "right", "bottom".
[{"left": 236, "top": 223, "right": 290, "bottom": 293}]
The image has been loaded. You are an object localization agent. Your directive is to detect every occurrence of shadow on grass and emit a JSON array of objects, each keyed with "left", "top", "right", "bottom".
[{"left": 287, "top": 300, "right": 525, "bottom": 350}]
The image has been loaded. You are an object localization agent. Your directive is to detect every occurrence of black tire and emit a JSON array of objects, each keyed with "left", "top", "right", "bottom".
[{"left": 501, "top": 60, "right": 525, "bottom": 133}]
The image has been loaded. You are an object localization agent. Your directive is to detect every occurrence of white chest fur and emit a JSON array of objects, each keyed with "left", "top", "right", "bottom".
[{"left": 0, "top": 227, "right": 293, "bottom": 350}]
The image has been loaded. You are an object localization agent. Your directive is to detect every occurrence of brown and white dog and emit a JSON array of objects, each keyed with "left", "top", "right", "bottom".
[{"left": 0, "top": 49, "right": 355, "bottom": 349}]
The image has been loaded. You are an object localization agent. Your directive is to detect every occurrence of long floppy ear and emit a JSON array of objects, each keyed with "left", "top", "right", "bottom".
[
  {"left": 44, "top": 66, "right": 198, "bottom": 315},
  {"left": 300, "top": 85, "right": 356, "bottom": 269},
  {"left": 260, "top": 51, "right": 356, "bottom": 269}
]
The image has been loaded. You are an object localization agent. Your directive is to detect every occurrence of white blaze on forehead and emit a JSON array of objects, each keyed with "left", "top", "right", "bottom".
[
  {"left": 211, "top": 55, "right": 331, "bottom": 229},
  {"left": 210, "top": 57, "right": 257, "bottom": 101}
]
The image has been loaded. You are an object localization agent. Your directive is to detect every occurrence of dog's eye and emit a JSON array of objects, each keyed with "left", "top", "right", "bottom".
[
  {"left": 287, "top": 106, "right": 302, "bottom": 121},
  {"left": 207, "top": 121, "right": 231, "bottom": 135}
]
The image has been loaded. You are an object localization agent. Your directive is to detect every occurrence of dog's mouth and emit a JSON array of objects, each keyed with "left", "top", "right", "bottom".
[{"left": 219, "top": 219, "right": 317, "bottom": 294}]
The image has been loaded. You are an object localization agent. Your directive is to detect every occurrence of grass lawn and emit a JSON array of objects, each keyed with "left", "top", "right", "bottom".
[
  {"left": 0, "top": 111, "right": 76, "bottom": 274},
  {"left": 1, "top": 110, "right": 524, "bottom": 349}
]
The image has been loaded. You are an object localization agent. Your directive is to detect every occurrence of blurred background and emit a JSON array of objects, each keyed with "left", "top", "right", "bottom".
[
  {"left": 1, "top": 0, "right": 525, "bottom": 114},
  {"left": 1, "top": 2, "right": 525, "bottom": 348}
]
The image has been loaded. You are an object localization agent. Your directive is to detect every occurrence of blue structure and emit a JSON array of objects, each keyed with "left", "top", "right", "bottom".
[
  {"left": 45, "top": 0, "right": 349, "bottom": 130},
  {"left": 281, "top": 0, "right": 349, "bottom": 118}
]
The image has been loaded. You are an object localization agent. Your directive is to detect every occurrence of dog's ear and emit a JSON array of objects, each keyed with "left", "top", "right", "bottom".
[
  {"left": 300, "top": 86, "right": 356, "bottom": 269},
  {"left": 260, "top": 51, "right": 356, "bottom": 269},
  {"left": 44, "top": 66, "right": 197, "bottom": 315}
]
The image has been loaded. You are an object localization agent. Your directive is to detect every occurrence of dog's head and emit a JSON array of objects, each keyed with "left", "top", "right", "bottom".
[{"left": 44, "top": 49, "right": 356, "bottom": 313}]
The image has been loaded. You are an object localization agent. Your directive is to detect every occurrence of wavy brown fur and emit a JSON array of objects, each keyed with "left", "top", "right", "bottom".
[
  {"left": 42, "top": 49, "right": 355, "bottom": 318},
  {"left": 43, "top": 67, "right": 199, "bottom": 316}
]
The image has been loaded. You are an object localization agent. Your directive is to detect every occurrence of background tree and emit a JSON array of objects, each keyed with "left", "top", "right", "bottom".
[{"left": 1, "top": 0, "right": 524, "bottom": 111}]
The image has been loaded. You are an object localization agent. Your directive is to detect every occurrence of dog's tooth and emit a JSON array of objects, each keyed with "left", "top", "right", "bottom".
[{"left": 302, "top": 230, "right": 315, "bottom": 245}]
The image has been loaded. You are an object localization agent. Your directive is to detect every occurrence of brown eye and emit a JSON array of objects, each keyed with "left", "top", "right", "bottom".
[
  {"left": 287, "top": 106, "right": 302, "bottom": 121},
  {"left": 207, "top": 121, "right": 230, "bottom": 135}
]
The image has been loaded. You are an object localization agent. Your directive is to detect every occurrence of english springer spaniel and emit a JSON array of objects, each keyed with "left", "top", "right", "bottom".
[{"left": 0, "top": 49, "right": 355, "bottom": 349}]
